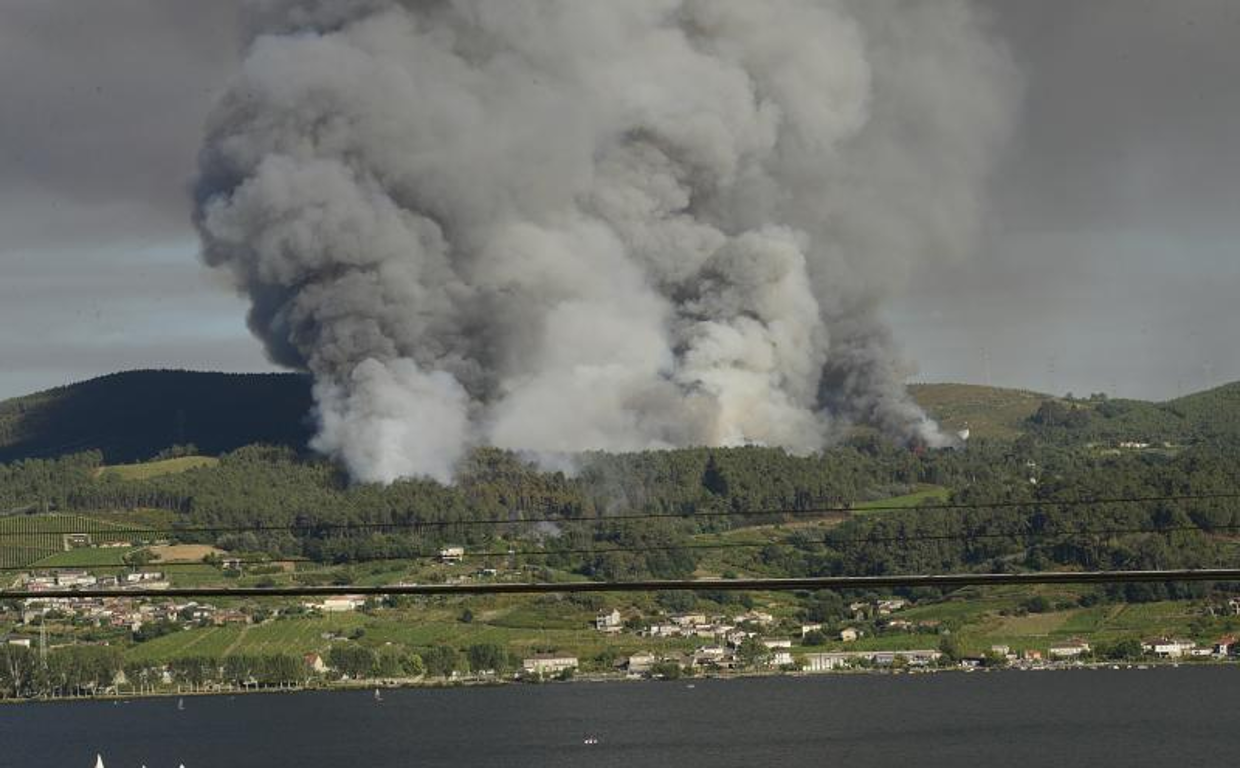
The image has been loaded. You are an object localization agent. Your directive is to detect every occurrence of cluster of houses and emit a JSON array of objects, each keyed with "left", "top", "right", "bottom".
[
  {"left": 8, "top": 592, "right": 249, "bottom": 637},
  {"left": 20, "top": 569, "right": 170, "bottom": 592},
  {"left": 592, "top": 601, "right": 938, "bottom": 675},
  {"left": 595, "top": 597, "right": 937, "bottom": 652},
  {"left": 1142, "top": 635, "right": 1237, "bottom": 659}
]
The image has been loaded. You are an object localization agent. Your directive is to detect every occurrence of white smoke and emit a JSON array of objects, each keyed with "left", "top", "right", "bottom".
[{"left": 196, "top": 0, "right": 1017, "bottom": 482}]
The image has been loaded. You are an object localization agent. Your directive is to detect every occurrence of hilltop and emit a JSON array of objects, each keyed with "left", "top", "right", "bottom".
[
  {"left": 0, "top": 370, "right": 313, "bottom": 464},
  {"left": 907, "top": 383, "right": 1050, "bottom": 440}
]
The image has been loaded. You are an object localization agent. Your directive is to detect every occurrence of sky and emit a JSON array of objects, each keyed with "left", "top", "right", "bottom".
[{"left": 0, "top": 0, "right": 1236, "bottom": 402}]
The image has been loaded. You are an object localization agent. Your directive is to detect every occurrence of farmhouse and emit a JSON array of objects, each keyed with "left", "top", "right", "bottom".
[{"left": 438, "top": 546, "right": 465, "bottom": 563}]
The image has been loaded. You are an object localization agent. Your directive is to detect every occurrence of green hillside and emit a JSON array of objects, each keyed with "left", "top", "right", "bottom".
[
  {"left": 0, "top": 370, "right": 313, "bottom": 464},
  {"left": 1023, "top": 382, "right": 1240, "bottom": 446},
  {"left": 911, "top": 381, "right": 1240, "bottom": 446}
]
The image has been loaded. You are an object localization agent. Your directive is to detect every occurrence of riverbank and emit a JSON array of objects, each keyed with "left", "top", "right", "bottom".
[{"left": 6, "top": 656, "right": 1237, "bottom": 706}]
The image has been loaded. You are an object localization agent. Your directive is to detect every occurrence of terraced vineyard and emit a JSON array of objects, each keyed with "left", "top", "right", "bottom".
[{"left": 0, "top": 513, "right": 144, "bottom": 569}]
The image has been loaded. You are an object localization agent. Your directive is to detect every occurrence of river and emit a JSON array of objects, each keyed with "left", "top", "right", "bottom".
[{"left": 3, "top": 667, "right": 1239, "bottom": 767}]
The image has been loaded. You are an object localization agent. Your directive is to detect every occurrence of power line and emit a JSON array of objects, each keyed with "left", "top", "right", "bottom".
[
  {"left": 1, "top": 491, "right": 1235, "bottom": 540},
  {"left": 4, "top": 568, "right": 1240, "bottom": 600},
  {"left": 6, "top": 520, "right": 1238, "bottom": 572}
]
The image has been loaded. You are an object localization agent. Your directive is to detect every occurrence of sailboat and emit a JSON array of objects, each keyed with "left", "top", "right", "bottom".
[
  {"left": 177, "top": 697, "right": 185, "bottom": 711},
  {"left": 374, "top": 688, "right": 383, "bottom": 702},
  {"left": 94, "top": 755, "right": 104, "bottom": 768}
]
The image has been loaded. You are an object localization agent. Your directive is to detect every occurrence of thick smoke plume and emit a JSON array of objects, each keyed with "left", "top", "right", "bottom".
[{"left": 195, "top": 0, "right": 1016, "bottom": 483}]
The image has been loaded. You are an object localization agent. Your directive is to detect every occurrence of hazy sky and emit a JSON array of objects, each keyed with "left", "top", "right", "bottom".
[{"left": 0, "top": 0, "right": 1236, "bottom": 401}]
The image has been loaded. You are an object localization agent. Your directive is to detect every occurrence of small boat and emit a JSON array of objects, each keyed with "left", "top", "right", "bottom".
[
  {"left": 177, "top": 697, "right": 185, "bottom": 711},
  {"left": 94, "top": 755, "right": 105, "bottom": 768},
  {"left": 583, "top": 737, "right": 599, "bottom": 745},
  {"left": 374, "top": 688, "right": 383, "bottom": 702}
]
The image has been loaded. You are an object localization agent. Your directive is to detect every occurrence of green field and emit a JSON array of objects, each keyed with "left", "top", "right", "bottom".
[
  {"left": 32, "top": 545, "right": 139, "bottom": 568},
  {"left": 98, "top": 455, "right": 219, "bottom": 480},
  {"left": 853, "top": 485, "right": 950, "bottom": 514}
]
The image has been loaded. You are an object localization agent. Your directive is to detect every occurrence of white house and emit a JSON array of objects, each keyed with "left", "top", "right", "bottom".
[
  {"left": 762, "top": 639, "right": 792, "bottom": 650},
  {"left": 769, "top": 651, "right": 794, "bottom": 667},
  {"left": 803, "top": 652, "right": 853, "bottom": 671},
  {"left": 1144, "top": 637, "right": 1195, "bottom": 658},
  {"left": 439, "top": 546, "right": 465, "bottom": 563},
  {"left": 55, "top": 571, "right": 97, "bottom": 588},
  {"left": 1048, "top": 639, "right": 1091, "bottom": 659},
  {"left": 671, "top": 613, "right": 707, "bottom": 627},
  {"left": 800, "top": 623, "right": 823, "bottom": 637},
  {"left": 736, "top": 610, "right": 775, "bottom": 626},
  {"left": 595, "top": 609, "right": 623, "bottom": 633},
  {"left": 646, "top": 623, "right": 682, "bottom": 638},
  {"left": 304, "top": 653, "right": 327, "bottom": 673},
  {"left": 626, "top": 652, "right": 657, "bottom": 675},
  {"left": 523, "top": 655, "right": 578, "bottom": 676},
  {"left": 877, "top": 599, "right": 906, "bottom": 614},
  {"left": 317, "top": 595, "right": 366, "bottom": 613},
  {"left": 839, "top": 628, "right": 860, "bottom": 642}
]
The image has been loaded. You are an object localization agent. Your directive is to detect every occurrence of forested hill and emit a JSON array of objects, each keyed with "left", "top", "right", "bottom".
[
  {"left": 1, "top": 370, "right": 1237, "bottom": 465},
  {"left": 0, "top": 370, "right": 313, "bottom": 464},
  {"left": 1022, "top": 382, "right": 1240, "bottom": 447}
]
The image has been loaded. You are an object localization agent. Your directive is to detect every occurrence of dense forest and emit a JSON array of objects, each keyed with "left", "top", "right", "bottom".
[
  {"left": 2, "top": 436, "right": 1238, "bottom": 594},
  {"left": 2, "top": 371, "right": 1239, "bottom": 599}
]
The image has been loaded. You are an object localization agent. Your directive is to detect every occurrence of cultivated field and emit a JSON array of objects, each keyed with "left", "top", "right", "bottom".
[{"left": 0, "top": 513, "right": 141, "bottom": 569}]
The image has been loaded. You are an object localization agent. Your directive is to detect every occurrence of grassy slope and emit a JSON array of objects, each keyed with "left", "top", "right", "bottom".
[
  {"left": 908, "top": 383, "right": 1050, "bottom": 440},
  {"left": 98, "top": 456, "right": 220, "bottom": 480}
]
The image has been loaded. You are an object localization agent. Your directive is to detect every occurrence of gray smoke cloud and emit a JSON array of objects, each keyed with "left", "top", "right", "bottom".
[{"left": 195, "top": 0, "right": 1017, "bottom": 483}]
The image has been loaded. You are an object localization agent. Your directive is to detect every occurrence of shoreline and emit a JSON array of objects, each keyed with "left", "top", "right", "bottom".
[{"left": 5, "top": 658, "right": 1235, "bottom": 707}]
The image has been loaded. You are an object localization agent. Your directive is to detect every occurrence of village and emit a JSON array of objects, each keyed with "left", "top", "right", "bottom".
[{"left": 5, "top": 557, "right": 1240, "bottom": 699}]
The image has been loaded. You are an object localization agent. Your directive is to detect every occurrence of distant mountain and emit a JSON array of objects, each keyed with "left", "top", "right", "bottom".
[
  {"left": 1, "top": 370, "right": 1236, "bottom": 465},
  {"left": 0, "top": 370, "right": 313, "bottom": 464}
]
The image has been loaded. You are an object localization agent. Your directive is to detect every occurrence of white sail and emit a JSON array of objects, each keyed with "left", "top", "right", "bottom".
[{"left": 94, "top": 755, "right": 104, "bottom": 768}]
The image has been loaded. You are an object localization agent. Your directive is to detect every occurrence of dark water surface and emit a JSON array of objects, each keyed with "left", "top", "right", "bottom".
[{"left": 4, "top": 667, "right": 1239, "bottom": 768}]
